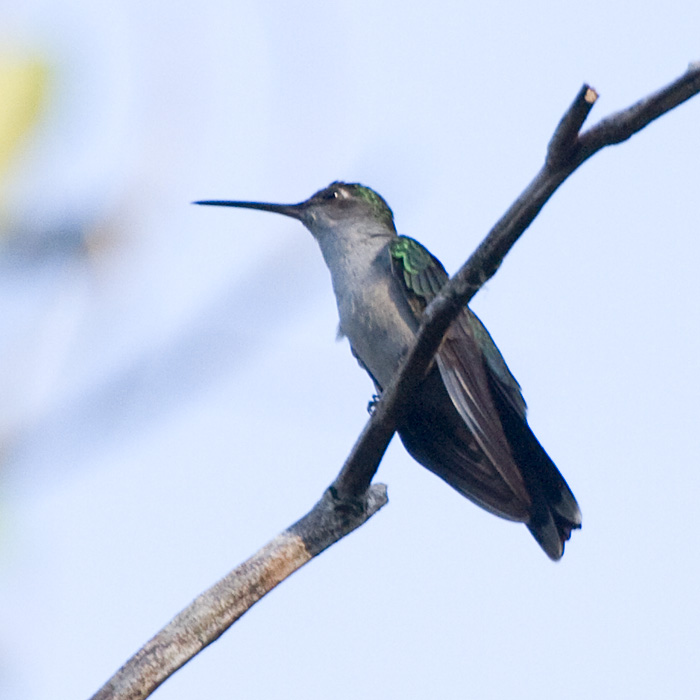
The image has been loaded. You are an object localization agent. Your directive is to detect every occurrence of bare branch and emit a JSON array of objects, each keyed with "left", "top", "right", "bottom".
[
  {"left": 90, "top": 485, "right": 388, "bottom": 700},
  {"left": 90, "top": 62, "right": 700, "bottom": 699},
  {"left": 546, "top": 84, "right": 599, "bottom": 168},
  {"left": 579, "top": 61, "right": 700, "bottom": 155},
  {"left": 332, "top": 61, "right": 700, "bottom": 499}
]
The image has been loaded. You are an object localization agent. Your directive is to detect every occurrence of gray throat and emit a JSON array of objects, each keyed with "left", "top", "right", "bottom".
[{"left": 310, "top": 222, "right": 418, "bottom": 389}]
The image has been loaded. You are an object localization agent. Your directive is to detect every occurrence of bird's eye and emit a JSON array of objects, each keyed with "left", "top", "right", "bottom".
[{"left": 322, "top": 189, "right": 338, "bottom": 200}]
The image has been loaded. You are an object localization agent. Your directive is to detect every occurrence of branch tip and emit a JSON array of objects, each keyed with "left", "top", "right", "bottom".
[
  {"left": 546, "top": 83, "right": 597, "bottom": 167},
  {"left": 584, "top": 86, "right": 598, "bottom": 104}
]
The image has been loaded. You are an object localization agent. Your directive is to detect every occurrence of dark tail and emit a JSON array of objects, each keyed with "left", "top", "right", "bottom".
[{"left": 492, "top": 382, "right": 582, "bottom": 560}]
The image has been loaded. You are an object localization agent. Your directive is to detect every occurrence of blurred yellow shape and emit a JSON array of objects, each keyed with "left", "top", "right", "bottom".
[{"left": 0, "top": 53, "right": 49, "bottom": 182}]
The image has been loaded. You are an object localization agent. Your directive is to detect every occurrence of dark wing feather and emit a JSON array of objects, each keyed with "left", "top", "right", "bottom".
[
  {"left": 389, "top": 236, "right": 531, "bottom": 512},
  {"left": 397, "top": 368, "right": 531, "bottom": 520},
  {"left": 436, "top": 311, "right": 530, "bottom": 502},
  {"left": 390, "top": 236, "right": 581, "bottom": 558},
  {"left": 462, "top": 311, "right": 527, "bottom": 418}
]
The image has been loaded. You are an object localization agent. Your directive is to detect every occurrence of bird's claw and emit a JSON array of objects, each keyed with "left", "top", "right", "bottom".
[{"left": 367, "top": 394, "right": 381, "bottom": 414}]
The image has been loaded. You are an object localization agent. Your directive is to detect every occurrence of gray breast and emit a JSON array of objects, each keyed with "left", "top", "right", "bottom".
[{"left": 334, "top": 252, "right": 418, "bottom": 389}]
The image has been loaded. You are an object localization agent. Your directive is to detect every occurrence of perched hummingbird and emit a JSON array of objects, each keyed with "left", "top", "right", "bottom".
[{"left": 197, "top": 182, "right": 581, "bottom": 560}]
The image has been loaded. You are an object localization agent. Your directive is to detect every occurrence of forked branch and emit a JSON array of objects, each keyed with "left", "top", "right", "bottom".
[
  {"left": 332, "top": 62, "right": 700, "bottom": 498},
  {"left": 91, "top": 62, "right": 700, "bottom": 700}
]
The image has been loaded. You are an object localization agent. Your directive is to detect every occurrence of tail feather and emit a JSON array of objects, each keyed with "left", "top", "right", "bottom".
[
  {"left": 396, "top": 367, "right": 581, "bottom": 560},
  {"left": 490, "top": 376, "right": 581, "bottom": 560}
]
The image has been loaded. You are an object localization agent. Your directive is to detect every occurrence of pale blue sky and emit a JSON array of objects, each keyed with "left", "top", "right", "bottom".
[{"left": 2, "top": 2, "right": 700, "bottom": 699}]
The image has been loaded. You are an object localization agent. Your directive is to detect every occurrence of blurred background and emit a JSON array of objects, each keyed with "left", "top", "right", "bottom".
[{"left": 1, "top": 2, "right": 699, "bottom": 698}]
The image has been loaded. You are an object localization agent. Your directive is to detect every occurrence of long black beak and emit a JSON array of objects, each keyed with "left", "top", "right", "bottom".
[{"left": 194, "top": 200, "right": 305, "bottom": 221}]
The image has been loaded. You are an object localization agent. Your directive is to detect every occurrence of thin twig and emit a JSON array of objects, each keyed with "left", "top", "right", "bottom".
[{"left": 546, "top": 84, "right": 598, "bottom": 167}]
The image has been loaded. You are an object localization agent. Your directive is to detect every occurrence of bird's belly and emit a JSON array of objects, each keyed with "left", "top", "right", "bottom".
[{"left": 336, "top": 280, "right": 417, "bottom": 389}]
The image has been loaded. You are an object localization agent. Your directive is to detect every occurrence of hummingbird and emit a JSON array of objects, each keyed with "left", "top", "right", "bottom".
[{"left": 196, "top": 182, "right": 581, "bottom": 560}]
